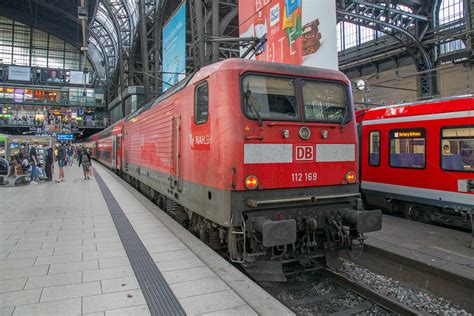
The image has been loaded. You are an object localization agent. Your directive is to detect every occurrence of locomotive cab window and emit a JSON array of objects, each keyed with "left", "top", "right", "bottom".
[
  {"left": 389, "top": 129, "right": 426, "bottom": 169},
  {"left": 242, "top": 75, "right": 298, "bottom": 121},
  {"left": 369, "top": 131, "right": 380, "bottom": 166},
  {"left": 302, "top": 80, "right": 349, "bottom": 123},
  {"left": 441, "top": 126, "right": 474, "bottom": 172},
  {"left": 195, "top": 82, "right": 209, "bottom": 124}
]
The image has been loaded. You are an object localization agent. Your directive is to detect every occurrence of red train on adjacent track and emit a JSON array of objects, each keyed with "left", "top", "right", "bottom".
[
  {"left": 358, "top": 96, "right": 474, "bottom": 230},
  {"left": 85, "top": 59, "right": 382, "bottom": 281}
]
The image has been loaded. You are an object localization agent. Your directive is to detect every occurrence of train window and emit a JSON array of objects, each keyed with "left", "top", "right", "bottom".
[
  {"left": 441, "top": 126, "right": 474, "bottom": 172},
  {"left": 389, "top": 129, "right": 426, "bottom": 169},
  {"left": 369, "top": 131, "right": 380, "bottom": 166},
  {"left": 242, "top": 75, "right": 299, "bottom": 121},
  {"left": 194, "top": 82, "right": 209, "bottom": 124},
  {"left": 301, "top": 80, "right": 349, "bottom": 123}
]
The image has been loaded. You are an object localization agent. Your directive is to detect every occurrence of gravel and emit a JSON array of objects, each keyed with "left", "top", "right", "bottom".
[
  {"left": 264, "top": 273, "right": 391, "bottom": 315},
  {"left": 340, "top": 259, "right": 471, "bottom": 315}
]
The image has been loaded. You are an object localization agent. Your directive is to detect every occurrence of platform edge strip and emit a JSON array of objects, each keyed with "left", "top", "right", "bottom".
[{"left": 94, "top": 170, "right": 186, "bottom": 316}]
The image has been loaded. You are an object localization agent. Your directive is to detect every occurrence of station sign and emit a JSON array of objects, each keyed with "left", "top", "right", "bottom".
[
  {"left": 56, "top": 133, "right": 74, "bottom": 141},
  {"left": 239, "top": 0, "right": 338, "bottom": 70}
]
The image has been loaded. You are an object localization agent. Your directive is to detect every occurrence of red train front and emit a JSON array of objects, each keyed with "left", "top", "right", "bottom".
[
  {"left": 359, "top": 96, "right": 474, "bottom": 229},
  {"left": 90, "top": 59, "right": 382, "bottom": 281}
]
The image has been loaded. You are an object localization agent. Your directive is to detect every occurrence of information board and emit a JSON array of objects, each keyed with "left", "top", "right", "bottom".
[
  {"left": 8, "top": 66, "right": 31, "bottom": 82},
  {"left": 56, "top": 134, "right": 74, "bottom": 141}
]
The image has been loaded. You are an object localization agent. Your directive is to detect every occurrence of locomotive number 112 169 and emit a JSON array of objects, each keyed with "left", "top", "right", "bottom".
[{"left": 291, "top": 172, "right": 318, "bottom": 182}]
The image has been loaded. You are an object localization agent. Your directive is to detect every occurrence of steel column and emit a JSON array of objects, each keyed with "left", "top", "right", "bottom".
[{"left": 138, "top": 0, "right": 150, "bottom": 100}]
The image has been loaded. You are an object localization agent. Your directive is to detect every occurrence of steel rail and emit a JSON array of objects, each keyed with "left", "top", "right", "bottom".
[{"left": 325, "top": 269, "right": 421, "bottom": 316}]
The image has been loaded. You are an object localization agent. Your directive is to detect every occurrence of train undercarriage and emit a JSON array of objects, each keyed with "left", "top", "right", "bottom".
[
  {"left": 365, "top": 195, "right": 473, "bottom": 231},
  {"left": 125, "top": 172, "right": 382, "bottom": 281}
]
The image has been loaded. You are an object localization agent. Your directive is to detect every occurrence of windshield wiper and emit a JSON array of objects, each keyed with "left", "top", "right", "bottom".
[
  {"left": 245, "top": 83, "right": 263, "bottom": 127},
  {"left": 340, "top": 109, "right": 348, "bottom": 128}
]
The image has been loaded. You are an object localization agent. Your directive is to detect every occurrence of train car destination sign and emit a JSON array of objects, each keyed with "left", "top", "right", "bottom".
[{"left": 392, "top": 130, "right": 425, "bottom": 138}]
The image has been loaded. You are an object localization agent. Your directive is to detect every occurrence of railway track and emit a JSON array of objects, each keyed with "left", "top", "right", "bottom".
[{"left": 260, "top": 268, "right": 420, "bottom": 316}]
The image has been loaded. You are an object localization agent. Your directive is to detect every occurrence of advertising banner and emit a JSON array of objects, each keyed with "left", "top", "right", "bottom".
[
  {"left": 40, "top": 69, "right": 63, "bottom": 83},
  {"left": 8, "top": 66, "right": 31, "bottom": 81},
  {"left": 162, "top": 2, "right": 186, "bottom": 92},
  {"left": 69, "top": 71, "right": 90, "bottom": 85},
  {"left": 239, "top": 0, "right": 338, "bottom": 70}
]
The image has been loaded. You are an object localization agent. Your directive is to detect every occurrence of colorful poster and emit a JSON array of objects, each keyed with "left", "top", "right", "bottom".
[
  {"left": 239, "top": 0, "right": 338, "bottom": 70},
  {"left": 162, "top": 2, "right": 186, "bottom": 92}
]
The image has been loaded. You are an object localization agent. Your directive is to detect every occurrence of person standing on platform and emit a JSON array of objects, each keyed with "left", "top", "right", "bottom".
[
  {"left": 29, "top": 142, "right": 38, "bottom": 184},
  {"left": 77, "top": 146, "right": 83, "bottom": 167},
  {"left": 67, "top": 145, "right": 74, "bottom": 166},
  {"left": 44, "top": 144, "right": 53, "bottom": 182},
  {"left": 56, "top": 143, "right": 66, "bottom": 182},
  {"left": 78, "top": 149, "right": 92, "bottom": 180}
]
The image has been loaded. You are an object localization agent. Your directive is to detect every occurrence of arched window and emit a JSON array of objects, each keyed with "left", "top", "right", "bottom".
[{"left": 438, "top": 0, "right": 465, "bottom": 55}]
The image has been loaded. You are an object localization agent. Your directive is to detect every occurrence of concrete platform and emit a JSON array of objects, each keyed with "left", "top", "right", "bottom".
[
  {"left": 365, "top": 215, "right": 474, "bottom": 283},
  {"left": 0, "top": 163, "right": 292, "bottom": 316}
]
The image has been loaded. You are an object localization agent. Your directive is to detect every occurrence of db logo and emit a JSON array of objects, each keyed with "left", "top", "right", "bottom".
[{"left": 295, "top": 145, "right": 314, "bottom": 161}]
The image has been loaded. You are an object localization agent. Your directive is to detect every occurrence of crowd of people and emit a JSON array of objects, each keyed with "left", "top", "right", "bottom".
[
  {"left": 2, "top": 142, "right": 93, "bottom": 184},
  {"left": 0, "top": 113, "right": 109, "bottom": 127}
]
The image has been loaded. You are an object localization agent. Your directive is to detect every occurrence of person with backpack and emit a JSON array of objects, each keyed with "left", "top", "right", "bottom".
[
  {"left": 78, "top": 149, "right": 92, "bottom": 180},
  {"left": 56, "top": 142, "right": 66, "bottom": 182},
  {"left": 44, "top": 144, "right": 54, "bottom": 182},
  {"left": 76, "top": 146, "right": 83, "bottom": 167},
  {"left": 67, "top": 145, "right": 74, "bottom": 166}
]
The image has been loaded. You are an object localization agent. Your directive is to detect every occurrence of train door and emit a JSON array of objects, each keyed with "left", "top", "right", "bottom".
[
  {"left": 112, "top": 135, "right": 117, "bottom": 170},
  {"left": 116, "top": 134, "right": 122, "bottom": 171},
  {"left": 169, "top": 102, "right": 183, "bottom": 193}
]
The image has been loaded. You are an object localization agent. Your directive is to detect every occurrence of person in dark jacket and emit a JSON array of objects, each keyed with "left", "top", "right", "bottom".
[
  {"left": 76, "top": 146, "right": 83, "bottom": 167},
  {"left": 43, "top": 144, "right": 53, "bottom": 182},
  {"left": 78, "top": 149, "right": 92, "bottom": 180}
]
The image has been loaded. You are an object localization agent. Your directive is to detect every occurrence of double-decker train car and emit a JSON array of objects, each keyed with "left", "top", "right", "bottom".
[
  {"left": 359, "top": 96, "right": 474, "bottom": 230},
  {"left": 88, "top": 59, "right": 382, "bottom": 281}
]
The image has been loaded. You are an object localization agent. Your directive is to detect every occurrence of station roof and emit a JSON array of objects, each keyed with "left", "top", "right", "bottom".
[{"left": 0, "top": 0, "right": 140, "bottom": 80}]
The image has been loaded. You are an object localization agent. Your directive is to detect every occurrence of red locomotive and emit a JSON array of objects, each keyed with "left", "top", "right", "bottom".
[
  {"left": 86, "top": 59, "right": 382, "bottom": 281},
  {"left": 358, "top": 96, "right": 474, "bottom": 230}
]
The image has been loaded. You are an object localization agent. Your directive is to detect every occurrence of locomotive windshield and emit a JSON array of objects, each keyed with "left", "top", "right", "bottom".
[
  {"left": 302, "top": 80, "right": 349, "bottom": 123},
  {"left": 242, "top": 74, "right": 350, "bottom": 123},
  {"left": 242, "top": 75, "right": 299, "bottom": 121}
]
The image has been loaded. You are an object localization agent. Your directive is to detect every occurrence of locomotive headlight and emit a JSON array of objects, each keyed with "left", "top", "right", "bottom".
[
  {"left": 345, "top": 171, "right": 357, "bottom": 184},
  {"left": 245, "top": 175, "right": 259, "bottom": 190},
  {"left": 299, "top": 126, "right": 311, "bottom": 140}
]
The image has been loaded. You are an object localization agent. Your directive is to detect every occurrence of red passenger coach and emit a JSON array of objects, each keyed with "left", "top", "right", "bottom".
[
  {"left": 91, "top": 119, "right": 126, "bottom": 170},
  {"left": 91, "top": 59, "right": 382, "bottom": 281},
  {"left": 360, "top": 96, "right": 474, "bottom": 229}
]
